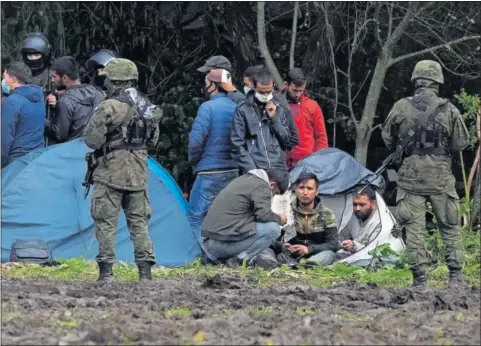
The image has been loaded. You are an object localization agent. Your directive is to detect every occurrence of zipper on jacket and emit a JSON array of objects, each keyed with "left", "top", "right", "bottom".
[
  {"left": 258, "top": 120, "right": 271, "bottom": 168},
  {"left": 248, "top": 139, "right": 254, "bottom": 154}
]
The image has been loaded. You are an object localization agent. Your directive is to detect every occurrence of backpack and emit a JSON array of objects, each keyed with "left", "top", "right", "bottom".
[{"left": 9, "top": 240, "right": 56, "bottom": 266}]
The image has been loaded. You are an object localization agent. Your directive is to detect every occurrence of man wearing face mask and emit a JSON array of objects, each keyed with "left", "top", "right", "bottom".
[
  {"left": 1, "top": 62, "right": 45, "bottom": 168},
  {"left": 85, "top": 49, "right": 118, "bottom": 94},
  {"left": 231, "top": 66, "right": 293, "bottom": 173},
  {"left": 45, "top": 56, "right": 104, "bottom": 144},
  {"left": 21, "top": 32, "right": 52, "bottom": 90},
  {"left": 187, "top": 69, "right": 239, "bottom": 237},
  {"left": 197, "top": 55, "right": 246, "bottom": 105}
]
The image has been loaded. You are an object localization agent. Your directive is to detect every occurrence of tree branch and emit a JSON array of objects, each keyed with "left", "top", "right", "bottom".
[
  {"left": 257, "top": 1, "right": 284, "bottom": 88},
  {"left": 374, "top": 3, "right": 383, "bottom": 48},
  {"left": 389, "top": 35, "right": 481, "bottom": 66},
  {"left": 289, "top": 1, "right": 300, "bottom": 70},
  {"left": 384, "top": 2, "right": 415, "bottom": 52}
]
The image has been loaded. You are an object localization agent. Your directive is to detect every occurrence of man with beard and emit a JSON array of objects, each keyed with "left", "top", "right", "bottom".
[
  {"left": 336, "top": 186, "right": 382, "bottom": 260},
  {"left": 85, "top": 49, "right": 118, "bottom": 94},
  {"left": 45, "top": 56, "right": 104, "bottom": 144},
  {"left": 284, "top": 68, "right": 328, "bottom": 169},
  {"left": 231, "top": 66, "right": 293, "bottom": 173}
]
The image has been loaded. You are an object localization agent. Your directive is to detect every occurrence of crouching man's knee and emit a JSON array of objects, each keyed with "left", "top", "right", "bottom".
[
  {"left": 306, "top": 250, "right": 337, "bottom": 266},
  {"left": 256, "top": 222, "right": 281, "bottom": 240}
]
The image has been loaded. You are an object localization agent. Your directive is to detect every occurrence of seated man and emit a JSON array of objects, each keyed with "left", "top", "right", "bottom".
[
  {"left": 201, "top": 168, "right": 289, "bottom": 267},
  {"left": 337, "top": 185, "right": 382, "bottom": 260},
  {"left": 269, "top": 173, "right": 339, "bottom": 267}
]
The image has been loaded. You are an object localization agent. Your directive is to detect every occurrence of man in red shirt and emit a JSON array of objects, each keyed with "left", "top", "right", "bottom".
[{"left": 284, "top": 68, "right": 328, "bottom": 169}]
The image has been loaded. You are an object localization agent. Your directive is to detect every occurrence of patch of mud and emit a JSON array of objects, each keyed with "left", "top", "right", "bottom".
[{"left": 1, "top": 276, "right": 480, "bottom": 345}]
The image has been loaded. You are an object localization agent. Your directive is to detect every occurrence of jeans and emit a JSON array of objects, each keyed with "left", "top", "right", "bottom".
[
  {"left": 203, "top": 222, "right": 281, "bottom": 261},
  {"left": 187, "top": 170, "right": 239, "bottom": 239}
]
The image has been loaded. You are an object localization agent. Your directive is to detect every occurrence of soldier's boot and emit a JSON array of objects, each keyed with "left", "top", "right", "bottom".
[
  {"left": 448, "top": 268, "right": 465, "bottom": 288},
  {"left": 411, "top": 268, "right": 427, "bottom": 289},
  {"left": 137, "top": 262, "right": 153, "bottom": 282},
  {"left": 98, "top": 262, "right": 114, "bottom": 282}
]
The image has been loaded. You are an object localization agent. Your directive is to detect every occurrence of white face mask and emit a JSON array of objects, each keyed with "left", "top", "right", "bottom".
[
  {"left": 255, "top": 92, "right": 273, "bottom": 104},
  {"left": 244, "top": 86, "right": 251, "bottom": 95}
]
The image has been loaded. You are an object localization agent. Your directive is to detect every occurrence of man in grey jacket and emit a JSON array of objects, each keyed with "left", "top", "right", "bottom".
[
  {"left": 231, "top": 67, "right": 293, "bottom": 173},
  {"left": 201, "top": 168, "right": 289, "bottom": 267}
]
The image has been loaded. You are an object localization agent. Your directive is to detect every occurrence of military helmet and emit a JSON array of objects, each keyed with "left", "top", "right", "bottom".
[
  {"left": 411, "top": 60, "right": 444, "bottom": 84},
  {"left": 104, "top": 58, "right": 138, "bottom": 81},
  {"left": 21, "top": 32, "right": 51, "bottom": 56},
  {"left": 85, "top": 49, "right": 118, "bottom": 72}
]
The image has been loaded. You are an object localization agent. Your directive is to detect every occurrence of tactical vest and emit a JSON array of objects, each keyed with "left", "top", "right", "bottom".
[
  {"left": 406, "top": 95, "right": 450, "bottom": 157},
  {"left": 104, "top": 90, "right": 154, "bottom": 152}
]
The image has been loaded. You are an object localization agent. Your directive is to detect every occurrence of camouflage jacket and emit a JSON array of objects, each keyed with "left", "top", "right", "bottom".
[
  {"left": 83, "top": 89, "right": 161, "bottom": 191},
  {"left": 278, "top": 195, "right": 339, "bottom": 256},
  {"left": 381, "top": 88, "right": 469, "bottom": 195}
]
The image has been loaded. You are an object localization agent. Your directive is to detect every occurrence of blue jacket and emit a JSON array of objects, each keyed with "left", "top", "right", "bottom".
[
  {"left": 1, "top": 85, "right": 45, "bottom": 168},
  {"left": 188, "top": 93, "right": 238, "bottom": 174}
]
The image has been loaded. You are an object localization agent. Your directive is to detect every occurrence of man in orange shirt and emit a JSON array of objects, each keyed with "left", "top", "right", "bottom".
[{"left": 284, "top": 68, "right": 328, "bottom": 169}]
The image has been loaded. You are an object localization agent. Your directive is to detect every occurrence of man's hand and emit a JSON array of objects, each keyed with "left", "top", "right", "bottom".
[
  {"left": 341, "top": 240, "right": 354, "bottom": 252},
  {"left": 289, "top": 244, "right": 309, "bottom": 256},
  {"left": 266, "top": 100, "right": 277, "bottom": 118},
  {"left": 279, "top": 214, "right": 288, "bottom": 225},
  {"left": 46, "top": 94, "right": 57, "bottom": 107}
]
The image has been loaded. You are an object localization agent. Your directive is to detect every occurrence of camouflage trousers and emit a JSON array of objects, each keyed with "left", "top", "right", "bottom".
[
  {"left": 91, "top": 182, "right": 155, "bottom": 264},
  {"left": 395, "top": 187, "right": 464, "bottom": 271}
]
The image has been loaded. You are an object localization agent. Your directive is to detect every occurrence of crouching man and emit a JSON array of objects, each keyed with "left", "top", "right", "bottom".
[
  {"left": 201, "top": 169, "right": 289, "bottom": 267},
  {"left": 266, "top": 173, "right": 339, "bottom": 267},
  {"left": 337, "top": 186, "right": 382, "bottom": 260}
]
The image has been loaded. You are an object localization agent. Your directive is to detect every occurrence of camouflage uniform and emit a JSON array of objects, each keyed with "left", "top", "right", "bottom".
[
  {"left": 382, "top": 60, "right": 470, "bottom": 287},
  {"left": 83, "top": 58, "right": 162, "bottom": 281}
]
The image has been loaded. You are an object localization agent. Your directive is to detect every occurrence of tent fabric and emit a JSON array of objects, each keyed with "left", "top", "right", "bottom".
[
  {"left": 289, "top": 148, "right": 385, "bottom": 195},
  {"left": 279, "top": 148, "right": 405, "bottom": 265},
  {"left": 1, "top": 139, "right": 201, "bottom": 266}
]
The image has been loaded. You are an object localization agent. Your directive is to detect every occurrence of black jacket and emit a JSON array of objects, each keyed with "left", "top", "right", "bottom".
[
  {"left": 231, "top": 91, "right": 293, "bottom": 173},
  {"left": 45, "top": 84, "right": 104, "bottom": 144}
]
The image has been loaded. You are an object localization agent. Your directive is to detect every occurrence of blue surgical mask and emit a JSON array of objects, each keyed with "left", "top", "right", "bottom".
[{"left": 1, "top": 79, "right": 11, "bottom": 95}]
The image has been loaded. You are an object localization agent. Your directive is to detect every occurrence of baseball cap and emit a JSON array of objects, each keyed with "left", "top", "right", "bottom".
[
  {"left": 206, "top": 69, "right": 237, "bottom": 92},
  {"left": 197, "top": 55, "right": 232, "bottom": 73}
]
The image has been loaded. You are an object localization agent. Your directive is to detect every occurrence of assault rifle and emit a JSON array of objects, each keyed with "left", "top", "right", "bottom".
[
  {"left": 358, "top": 99, "right": 446, "bottom": 194},
  {"left": 82, "top": 151, "right": 100, "bottom": 199}
]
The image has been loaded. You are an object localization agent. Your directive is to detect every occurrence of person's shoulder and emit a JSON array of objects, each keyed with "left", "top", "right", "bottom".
[
  {"left": 94, "top": 98, "right": 128, "bottom": 116},
  {"left": 321, "top": 204, "right": 337, "bottom": 224}
]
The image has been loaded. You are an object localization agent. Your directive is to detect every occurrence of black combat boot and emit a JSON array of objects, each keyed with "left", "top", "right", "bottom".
[
  {"left": 411, "top": 268, "right": 427, "bottom": 289},
  {"left": 137, "top": 262, "right": 153, "bottom": 282},
  {"left": 448, "top": 268, "right": 465, "bottom": 288},
  {"left": 98, "top": 262, "right": 114, "bottom": 282}
]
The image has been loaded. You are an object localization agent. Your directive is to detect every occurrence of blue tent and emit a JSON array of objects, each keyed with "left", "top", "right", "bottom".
[{"left": 1, "top": 139, "right": 201, "bottom": 266}]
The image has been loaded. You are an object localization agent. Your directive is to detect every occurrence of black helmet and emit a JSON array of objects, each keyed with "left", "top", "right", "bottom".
[
  {"left": 21, "top": 32, "right": 51, "bottom": 57},
  {"left": 85, "top": 49, "right": 118, "bottom": 72}
]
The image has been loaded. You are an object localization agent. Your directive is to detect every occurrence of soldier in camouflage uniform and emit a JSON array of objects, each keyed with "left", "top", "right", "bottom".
[
  {"left": 382, "top": 60, "right": 470, "bottom": 288},
  {"left": 83, "top": 58, "right": 162, "bottom": 282}
]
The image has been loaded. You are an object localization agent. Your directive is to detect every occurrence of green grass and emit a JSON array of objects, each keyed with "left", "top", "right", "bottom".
[{"left": 2, "top": 231, "right": 479, "bottom": 289}]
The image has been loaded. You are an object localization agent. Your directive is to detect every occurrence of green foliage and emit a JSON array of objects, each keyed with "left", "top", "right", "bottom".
[{"left": 454, "top": 89, "right": 480, "bottom": 148}]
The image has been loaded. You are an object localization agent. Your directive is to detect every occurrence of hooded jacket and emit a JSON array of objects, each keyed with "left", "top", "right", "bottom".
[
  {"left": 231, "top": 91, "right": 292, "bottom": 173},
  {"left": 45, "top": 84, "right": 104, "bottom": 144},
  {"left": 201, "top": 169, "right": 281, "bottom": 241},
  {"left": 1, "top": 84, "right": 45, "bottom": 167},
  {"left": 285, "top": 94, "right": 328, "bottom": 169}
]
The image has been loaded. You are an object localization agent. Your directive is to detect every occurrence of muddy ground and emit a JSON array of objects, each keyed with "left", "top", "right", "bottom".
[{"left": 1, "top": 275, "right": 480, "bottom": 345}]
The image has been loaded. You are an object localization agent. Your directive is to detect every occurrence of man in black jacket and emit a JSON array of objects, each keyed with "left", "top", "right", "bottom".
[
  {"left": 231, "top": 67, "right": 294, "bottom": 173},
  {"left": 45, "top": 56, "right": 104, "bottom": 144},
  {"left": 201, "top": 168, "right": 289, "bottom": 267}
]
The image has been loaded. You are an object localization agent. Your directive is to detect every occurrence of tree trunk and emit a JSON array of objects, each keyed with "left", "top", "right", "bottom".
[
  {"left": 256, "top": 1, "right": 284, "bottom": 88},
  {"left": 354, "top": 53, "right": 390, "bottom": 165}
]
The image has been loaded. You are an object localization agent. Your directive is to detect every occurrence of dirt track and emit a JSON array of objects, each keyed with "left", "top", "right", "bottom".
[{"left": 1, "top": 276, "right": 480, "bottom": 345}]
